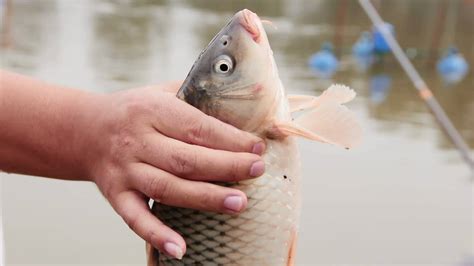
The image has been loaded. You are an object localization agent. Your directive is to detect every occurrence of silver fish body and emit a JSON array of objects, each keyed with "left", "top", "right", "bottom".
[
  {"left": 153, "top": 137, "right": 300, "bottom": 265},
  {"left": 148, "top": 8, "right": 362, "bottom": 266},
  {"left": 148, "top": 9, "right": 303, "bottom": 265}
]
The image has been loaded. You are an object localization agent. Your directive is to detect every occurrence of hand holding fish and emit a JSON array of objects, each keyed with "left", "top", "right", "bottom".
[
  {"left": 88, "top": 85, "right": 266, "bottom": 259},
  {"left": 0, "top": 70, "right": 265, "bottom": 259}
]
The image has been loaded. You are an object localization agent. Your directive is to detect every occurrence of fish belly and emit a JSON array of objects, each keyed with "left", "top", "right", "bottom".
[{"left": 150, "top": 138, "right": 300, "bottom": 266}]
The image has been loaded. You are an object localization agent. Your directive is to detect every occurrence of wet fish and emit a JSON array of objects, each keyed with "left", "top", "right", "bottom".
[{"left": 148, "top": 9, "right": 361, "bottom": 265}]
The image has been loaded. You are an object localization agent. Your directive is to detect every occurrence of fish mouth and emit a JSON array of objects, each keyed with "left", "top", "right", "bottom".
[
  {"left": 177, "top": 83, "right": 208, "bottom": 109},
  {"left": 240, "top": 9, "right": 261, "bottom": 43}
]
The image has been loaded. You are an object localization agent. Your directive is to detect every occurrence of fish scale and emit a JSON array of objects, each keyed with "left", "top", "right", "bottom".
[{"left": 152, "top": 138, "right": 301, "bottom": 265}]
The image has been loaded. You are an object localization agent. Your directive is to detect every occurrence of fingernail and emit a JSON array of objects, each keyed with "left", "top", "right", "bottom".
[
  {"left": 249, "top": 160, "right": 265, "bottom": 177},
  {"left": 164, "top": 242, "right": 183, "bottom": 260},
  {"left": 224, "top": 195, "right": 244, "bottom": 212},
  {"left": 252, "top": 141, "right": 265, "bottom": 155}
]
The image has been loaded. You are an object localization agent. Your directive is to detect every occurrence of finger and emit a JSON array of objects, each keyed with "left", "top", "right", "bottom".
[
  {"left": 153, "top": 95, "right": 265, "bottom": 154},
  {"left": 139, "top": 134, "right": 265, "bottom": 182},
  {"left": 131, "top": 162, "right": 248, "bottom": 214},
  {"left": 151, "top": 81, "right": 183, "bottom": 94},
  {"left": 112, "top": 190, "right": 186, "bottom": 259}
]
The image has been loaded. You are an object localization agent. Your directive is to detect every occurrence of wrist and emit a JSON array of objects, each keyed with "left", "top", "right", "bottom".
[
  {"left": 69, "top": 91, "right": 109, "bottom": 182},
  {"left": 0, "top": 71, "right": 110, "bottom": 181}
]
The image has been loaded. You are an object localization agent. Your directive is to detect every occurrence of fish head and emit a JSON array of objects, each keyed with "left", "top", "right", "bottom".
[{"left": 177, "top": 9, "right": 280, "bottom": 132}]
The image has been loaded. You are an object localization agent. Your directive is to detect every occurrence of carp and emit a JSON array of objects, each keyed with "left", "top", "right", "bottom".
[{"left": 148, "top": 9, "right": 361, "bottom": 265}]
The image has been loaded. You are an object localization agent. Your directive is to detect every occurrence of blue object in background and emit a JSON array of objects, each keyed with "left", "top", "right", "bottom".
[
  {"left": 370, "top": 74, "right": 392, "bottom": 105},
  {"left": 353, "top": 32, "right": 375, "bottom": 71},
  {"left": 308, "top": 42, "right": 339, "bottom": 78},
  {"left": 437, "top": 46, "right": 469, "bottom": 85},
  {"left": 372, "top": 22, "right": 394, "bottom": 54},
  {"left": 353, "top": 31, "right": 374, "bottom": 57}
]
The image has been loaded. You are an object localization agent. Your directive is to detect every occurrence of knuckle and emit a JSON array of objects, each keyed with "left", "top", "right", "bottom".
[
  {"left": 147, "top": 229, "right": 160, "bottom": 246},
  {"left": 187, "top": 120, "right": 211, "bottom": 144},
  {"left": 124, "top": 210, "right": 156, "bottom": 244},
  {"left": 227, "top": 158, "right": 242, "bottom": 182},
  {"left": 241, "top": 137, "right": 258, "bottom": 152},
  {"left": 225, "top": 126, "right": 250, "bottom": 150},
  {"left": 123, "top": 95, "right": 153, "bottom": 119},
  {"left": 109, "top": 131, "right": 138, "bottom": 163},
  {"left": 124, "top": 212, "right": 140, "bottom": 232},
  {"left": 195, "top": 184, "right": 214, "bottom": 210},
  {"left": 147, "top": 176, "right": 173, "bottom": 203},
  {"left": 117, "top": 133, "right": 136, "bottom": 150},
  {"left": 96, "top": 167, "right": 121, "bottom": 200},
  {"left": 169, "top": 148, "right": 197, "bottom": 176},
  {"left": 101, "top": 181, "right": 115, "bottom": 200}
]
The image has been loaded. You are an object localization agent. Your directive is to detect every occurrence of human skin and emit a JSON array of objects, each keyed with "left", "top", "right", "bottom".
[{"left": 0, "top": 70, "right": 266, "bottom": 259}]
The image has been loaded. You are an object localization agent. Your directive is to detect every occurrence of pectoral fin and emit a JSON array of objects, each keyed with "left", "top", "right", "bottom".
[
  {"left": 287, "top": 229, "right": 297, "bottom": 266},
  {"left": 287, "top": 95, "right": 319, "bottom": 113},
  {"left": 287, "top": 84, "right": 356, "bottom": 113},
  {"left": 276, "top": 101, "right": 362, "bottom": 149}
]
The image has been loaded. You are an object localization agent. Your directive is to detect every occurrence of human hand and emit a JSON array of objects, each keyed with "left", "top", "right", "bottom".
[{"left": 82, "top": 82, "right": 265, "bottom": 259}]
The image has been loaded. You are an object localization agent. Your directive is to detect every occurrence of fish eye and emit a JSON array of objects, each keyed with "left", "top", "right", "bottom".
[
  {"left": 214, "top": 55, "right": 233, "bottom": 74},
  {"left": 220, "top": 35, "right": 230, "bottom": 46}
]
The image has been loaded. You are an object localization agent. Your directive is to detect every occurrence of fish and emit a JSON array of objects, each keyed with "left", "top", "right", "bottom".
[{"left": 147, "top": 9, "right": 361, "bottom": 266}]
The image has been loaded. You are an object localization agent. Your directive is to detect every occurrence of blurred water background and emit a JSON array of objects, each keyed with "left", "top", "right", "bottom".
[{"left": 1, "top": 0, "right": 473, "bottom": 265}]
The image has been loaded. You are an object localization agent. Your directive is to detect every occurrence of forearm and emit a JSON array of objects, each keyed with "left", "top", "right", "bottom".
[{"left": 0, "top": 70, "right": 101, "bottom": 181}]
